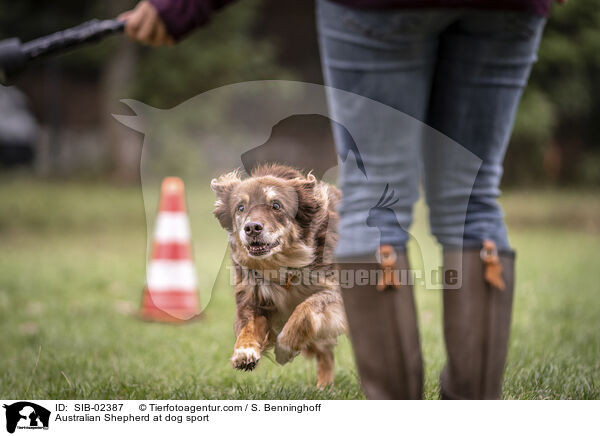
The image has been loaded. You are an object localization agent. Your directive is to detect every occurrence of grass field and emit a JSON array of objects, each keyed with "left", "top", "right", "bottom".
[{"left": 0, "top": 177, "right": 598, "bottom": 400}]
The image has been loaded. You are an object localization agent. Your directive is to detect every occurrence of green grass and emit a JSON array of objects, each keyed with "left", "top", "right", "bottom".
[{"left": 0, "top": 178, "right": 598, "bottom": 399}]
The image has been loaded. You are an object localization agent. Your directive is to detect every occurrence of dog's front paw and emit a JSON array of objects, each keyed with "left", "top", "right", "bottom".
[
  {"left": 231, "top": 346, "right": 260, "bottom": 371},
  {"left": 275, "top": 333, "right": 300, "bottom": 365}
]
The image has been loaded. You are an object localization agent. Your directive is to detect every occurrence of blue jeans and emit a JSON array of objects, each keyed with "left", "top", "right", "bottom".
[{"left": 317, "top": 1, "right": 546, "bottom": 257}]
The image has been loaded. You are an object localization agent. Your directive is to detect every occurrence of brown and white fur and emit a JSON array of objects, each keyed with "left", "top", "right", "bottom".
[{"left": 211, "top": 164, "right": 346, "bottom": 387}]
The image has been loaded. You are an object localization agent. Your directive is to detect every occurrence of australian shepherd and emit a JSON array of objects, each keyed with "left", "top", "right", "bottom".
[{"left": 210, "top": 164, "right": 347, "bottom": 387}]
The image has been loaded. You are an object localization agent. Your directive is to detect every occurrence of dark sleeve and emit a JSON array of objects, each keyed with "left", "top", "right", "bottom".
[{"left": 148, "top": 0, "right": 236, "bottom": 40}]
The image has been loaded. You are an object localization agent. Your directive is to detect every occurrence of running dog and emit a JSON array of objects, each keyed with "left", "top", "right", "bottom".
[{"left": 211, "top": 164, "right": 346, "bottom": 387}]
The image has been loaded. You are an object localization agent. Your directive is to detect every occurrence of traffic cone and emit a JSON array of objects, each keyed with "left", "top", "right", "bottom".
[{"left": 140, "top": 177, "right": 200, "bottom": 323}]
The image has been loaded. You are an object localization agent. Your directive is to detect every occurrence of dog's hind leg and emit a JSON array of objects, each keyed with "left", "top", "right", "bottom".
[
  {"left": 316, "top": 347, "right": 335, "bottom": 387},
  {"left": 276, "top": 291, "right": 346, "bottom": 367},
  {"left": 302, "top": 343, "right": 335, "bottom": 387}
]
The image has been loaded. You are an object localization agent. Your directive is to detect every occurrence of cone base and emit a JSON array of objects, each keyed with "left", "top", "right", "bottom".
[
  {"left": 139, "top": 308, "right": 203, "bottom": 324},
  {"left": 140, "top": 288, "right": 201, "bottom": 324}
]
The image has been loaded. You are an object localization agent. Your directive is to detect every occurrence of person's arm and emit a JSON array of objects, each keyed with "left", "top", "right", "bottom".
[{"left": 120, "top": 0, "right": 235, "bottom": 46}]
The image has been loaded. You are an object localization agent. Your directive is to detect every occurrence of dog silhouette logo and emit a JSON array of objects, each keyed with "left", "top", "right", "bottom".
[{"left": 3, "top": 402, "right": 50, "bottom": 433}]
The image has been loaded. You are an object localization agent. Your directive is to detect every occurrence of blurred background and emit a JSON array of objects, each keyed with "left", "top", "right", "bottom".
[
  {"left": 0, "top": 0, "right": 598, "bottom": 399},
  {"left": 1, "top": 0, "right": 599, "bottom": 184}
]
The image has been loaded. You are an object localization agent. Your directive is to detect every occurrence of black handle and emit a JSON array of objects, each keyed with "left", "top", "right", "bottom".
[
  {"left": 0, "top": 18, "right": 124, "bottom": 83},
  {"left": 22, "top": 18, "right": 124, "bottom": 61}
]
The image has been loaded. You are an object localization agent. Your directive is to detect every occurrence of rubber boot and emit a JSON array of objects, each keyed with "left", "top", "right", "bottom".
[
  {"left": 339, "top": 249, "right": 423, "bottom": 399},
  {"left": 440, "top": 244, "right": 515, "bottom": 399}
]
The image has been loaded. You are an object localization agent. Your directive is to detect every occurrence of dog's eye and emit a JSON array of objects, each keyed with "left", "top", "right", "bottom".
[
  {"left": 237, "top": 204, "right": 245, "bottom": 213},
  {"left": 272, "top": 201, "right": 281, "bottom": 211}
]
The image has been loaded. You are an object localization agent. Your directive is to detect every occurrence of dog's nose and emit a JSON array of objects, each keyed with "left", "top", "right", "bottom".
[{"left": 244, "top": 221, "right": 263, "bottom": 236}]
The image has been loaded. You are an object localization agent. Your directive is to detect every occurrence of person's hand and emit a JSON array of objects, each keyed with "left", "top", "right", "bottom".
[{"left": 119, "top": 1, "right": 174, "bottom": 46}]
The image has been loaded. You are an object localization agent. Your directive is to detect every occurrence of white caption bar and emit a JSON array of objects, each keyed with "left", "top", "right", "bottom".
[{"left": 0, "top": 400, "right": 596, "bottom": 436}]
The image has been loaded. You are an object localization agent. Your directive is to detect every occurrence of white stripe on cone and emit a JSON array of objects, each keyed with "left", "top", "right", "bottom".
[
  {"left": 153, "top": 212, "right": 191, "bottom": 243},
  {"left": 146, "top": 260, "right": 197, "bottom": 292}
]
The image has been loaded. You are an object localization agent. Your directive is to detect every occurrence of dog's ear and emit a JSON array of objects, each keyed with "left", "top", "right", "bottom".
[
  {"left": 289, "top": 172, "right": 317, "bottom": 192},
  {"left": 291, "top": 172, "right": 320, "bottom": 231},
  {"left": 210, "top": 171, "right": 241, "bottom": 231}
]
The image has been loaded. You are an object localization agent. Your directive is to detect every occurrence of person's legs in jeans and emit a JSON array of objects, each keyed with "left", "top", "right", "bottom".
[
  {"left": 423, "top": 10, "right": 546, "bottom": 398},
  {"left": 316, "top": 0, "right": 455, "bottom": 399}
]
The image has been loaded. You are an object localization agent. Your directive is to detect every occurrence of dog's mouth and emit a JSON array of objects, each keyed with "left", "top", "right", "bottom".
[{"left": 245, "top": 239, "right": 280, "bottom": 257}]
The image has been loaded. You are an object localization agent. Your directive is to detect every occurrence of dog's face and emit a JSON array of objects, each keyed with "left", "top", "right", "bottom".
[{"left": 211, "top": 167, "right": 318, "bottom": 263}]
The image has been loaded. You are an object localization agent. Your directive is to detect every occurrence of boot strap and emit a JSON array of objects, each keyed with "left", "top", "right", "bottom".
[
  {"left": 480, "top": 240, "right": 506, "bottom": 291},
  {"left": 376, "top": 245, "right": 402, "bottom": 292}
]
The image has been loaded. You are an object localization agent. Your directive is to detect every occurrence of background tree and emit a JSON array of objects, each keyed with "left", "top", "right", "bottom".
[{"left": 506, "top": 0, "right": 600, "bottom": 186}]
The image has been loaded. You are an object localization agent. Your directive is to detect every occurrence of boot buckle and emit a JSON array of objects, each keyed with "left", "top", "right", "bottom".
[
  {"left": 480, "top": 240, "right": 506, "bottom": 291},
  {"left": 376, "top": 245, "right": 402, "bottom": 292},
  {"left": 480, "top": 242, "right": 498, "bottom": 260}
]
